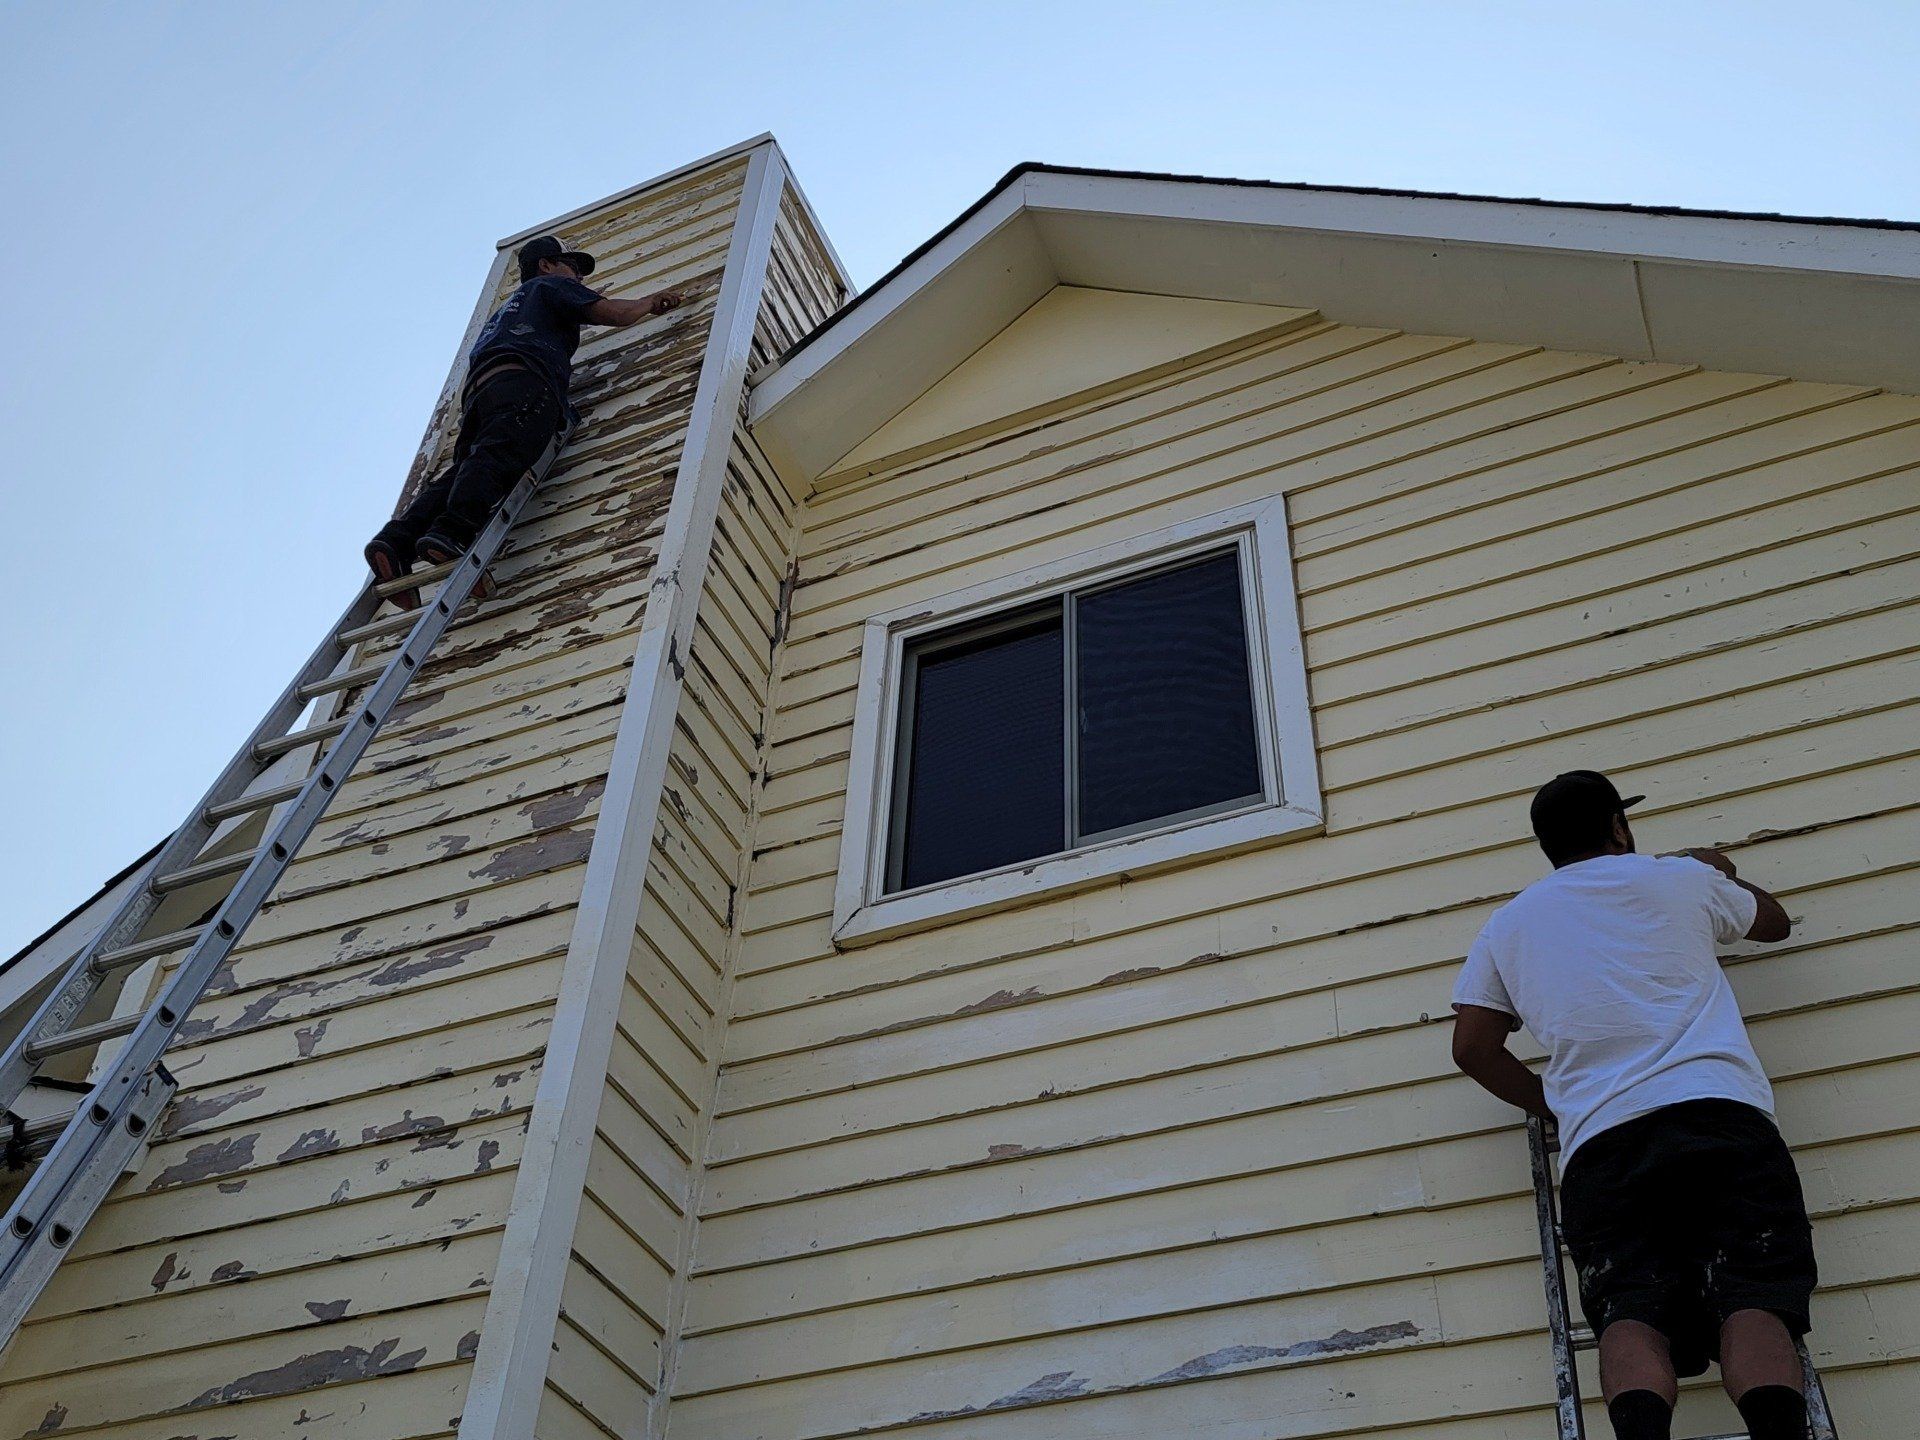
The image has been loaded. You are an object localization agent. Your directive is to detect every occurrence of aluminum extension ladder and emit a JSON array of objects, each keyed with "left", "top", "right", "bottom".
[
  {"left": 1526, "top": 1115, "right": 1839, "bottom": 1439},
  {"left": 0, "top": 423, "right": 572, "bottom": 1350}
]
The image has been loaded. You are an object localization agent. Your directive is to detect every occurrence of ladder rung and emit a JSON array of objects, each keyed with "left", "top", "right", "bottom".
[
  {"left": 298, "top": 658, "right": 389, "bottom": 702},
  {"left": 153, "top": 846, "right": 257, "bottom": 894},
  {"left": 338, "top": 608, "right": 422, "bottom": 646},
  {"left": 91, "top": 925, "right": 205, "bottom": 974},
  {"left": 1569, "top": 1323, "right": 1596, "bottom": 1349},
  {"left": 17, "top": 1106, "right": 79, "bottom": 1146},
  {"left": 253, "top": 715, "right": 349, "bottom": 762},
  {"left": 205, "top": 777, "right": 308, "bottom": 823},
  {"left": 376, "top": 559, "right": 457, "bottom": 598},
  {"left": 25, "top": 1014, "right": 138, "bottom": 1064}
]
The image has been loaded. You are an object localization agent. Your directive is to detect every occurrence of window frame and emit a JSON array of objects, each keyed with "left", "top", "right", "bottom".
[{"left": 832, "top": 494, "right": 1322, "bottom": 946}]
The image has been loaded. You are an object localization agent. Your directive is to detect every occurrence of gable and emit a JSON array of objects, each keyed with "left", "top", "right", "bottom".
[{"left": 824, "top": 286, "right": 1313, "bottom": 480}]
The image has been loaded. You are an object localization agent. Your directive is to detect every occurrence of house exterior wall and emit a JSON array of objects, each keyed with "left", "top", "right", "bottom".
[
  {"left": 669, "top": 308, "right": 1920, "bottom": 1438},
  {"left": 0, "top": 149, "right": 758, "bottom": 1440}
]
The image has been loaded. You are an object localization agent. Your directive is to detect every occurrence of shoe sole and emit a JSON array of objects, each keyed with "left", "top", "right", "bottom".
[{"left": 366, "top": 544, "right": 421, "bottom": 611}]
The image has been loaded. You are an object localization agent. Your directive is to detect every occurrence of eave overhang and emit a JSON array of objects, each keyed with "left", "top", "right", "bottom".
[{"left": 748, "top": 164, "right": 1920, "bottom": 485}]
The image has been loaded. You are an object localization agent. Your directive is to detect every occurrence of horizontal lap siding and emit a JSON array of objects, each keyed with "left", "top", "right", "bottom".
[
  {"left": 554, "top": 180, "right": 846, "bottom": 1440},
  {"left": 0, "top": 162, "right": 744, "bottom": 1440},
  {"left": 673, "top": 317, "right": 1920, "bottom": 1438}
]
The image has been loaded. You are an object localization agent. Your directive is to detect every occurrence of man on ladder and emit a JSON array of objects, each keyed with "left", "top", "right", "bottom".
[
  {"left": 365, "top": 233, "right": 683, "bottom": 600},
  {"left": 1450, "top": 771, "right": 1817, "bottom": 1440}
]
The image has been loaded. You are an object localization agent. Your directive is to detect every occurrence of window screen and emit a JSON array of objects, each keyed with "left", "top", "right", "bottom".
[{"left": 886, "top": 546, "right": 1265, "bottom": 894}]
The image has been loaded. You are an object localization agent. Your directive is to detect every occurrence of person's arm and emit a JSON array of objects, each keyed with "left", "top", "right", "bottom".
[
  {"left": 583, "top": 290, "right": 685, "bottom": 327},
  {"left": 1672, "top": 846, "right": 1792, "bottom": 943},
  {"left": 1451, "top": 1004, "right": 1553, "bottom": 1120}
]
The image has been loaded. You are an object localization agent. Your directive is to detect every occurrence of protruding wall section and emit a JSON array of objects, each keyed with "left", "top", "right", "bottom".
[{"left": 0, "top": 143, "right": 779, "bottom": 1440}]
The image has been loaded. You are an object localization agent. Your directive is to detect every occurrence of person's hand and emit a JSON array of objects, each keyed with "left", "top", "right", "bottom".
[
  {"left": 1671, "top": 846, "right": 1737, "bottom": 879},
  {"left": 647, "top": 289, "right": 685, "bottom": 315}
]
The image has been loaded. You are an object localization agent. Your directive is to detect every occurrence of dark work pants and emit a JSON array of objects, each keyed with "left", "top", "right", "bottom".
[{"left": 382, "top": 368, "right": 564, "bottom": 553}]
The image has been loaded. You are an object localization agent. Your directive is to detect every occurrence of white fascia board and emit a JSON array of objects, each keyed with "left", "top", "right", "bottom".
[
  {"left": 1022, "top": 171, "right": 1920, "bottom": 281},
  {"left": 749, "top": 179, "right": 1036, "bottom": 425}
]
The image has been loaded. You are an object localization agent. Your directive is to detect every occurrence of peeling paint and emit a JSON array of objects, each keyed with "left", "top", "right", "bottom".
[
  {"left": 32, "top": 1402, "right": 65, "bottom": 1434},
  {"left": 909, "top": 1370, "right": 1091, "bottom": 1424},
  {"left": 475, "top": 1139, "right": 501, "bottom": 1172},
  {"left": 159, "top": 1083, "right": 266, "bottom": 1137},
  {"left": 152, "top": 1133, "right": 258, "bottom": 1190},
  {"left": 209, "top": 1259, "right": 256, "bottom": 1282},
  {"left": 955, "top": 986, "right": 1041, "bottom": 1017},
  {"left": 361, "top": 1111, "right": 450, "bottom": 1145},
  {"left": 304, "top": 1299, "right": 351, "bottom": 1322},
  {"left": 1146, "top": 1320, "right": 1421, "bottom": 1383},
  {"left": 520, "top": 775, "right": 607, "bottom": 829},
  {"left": 294, "top": 1019, "right": 331, "bottom": 1059},
  {"left": 370, "top": 934, "right": 491, "bottom": 988},
  {"left": 278, "top": 1128, "right": 340, "bottom": 1163},
  {"left": 186, "top": 1336, "right": 427, "bottom": 1408},
  {"left": 464, "top": 826, "right": 593, "bottom": 882},
  {"left": 457, "top": 1329, "right": 482, "bottom": 1361},
  {"left": 149, "top": 1252, "right": 182, "bottom": 1292}
]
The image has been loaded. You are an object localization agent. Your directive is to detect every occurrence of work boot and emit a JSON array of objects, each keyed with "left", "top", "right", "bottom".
[
  {"left": 417, "top": 527, "right": 495, "bottom": 600},
  {"left": 364, "top": 531, "right": 420, "bottom": 611}
]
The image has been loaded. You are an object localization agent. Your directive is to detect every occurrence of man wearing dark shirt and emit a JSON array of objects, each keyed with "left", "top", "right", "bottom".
[{"left": 366, "top": 233, "right": 683, "bottom": 601}]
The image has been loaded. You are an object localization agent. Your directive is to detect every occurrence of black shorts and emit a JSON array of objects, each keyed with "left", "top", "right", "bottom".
[{"left": 1560, "top": 1098, "right": 1816, "bottom": 1377}]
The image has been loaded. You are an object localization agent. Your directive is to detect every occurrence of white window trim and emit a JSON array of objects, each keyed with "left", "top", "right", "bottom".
[{"left": 831, "top": 493, "right": 1323, "bottom": 947}]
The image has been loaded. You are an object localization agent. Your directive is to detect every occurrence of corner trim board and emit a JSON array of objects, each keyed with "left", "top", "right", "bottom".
[{"left": 456, "top": 139, "right": 788, "bottom": 1440}]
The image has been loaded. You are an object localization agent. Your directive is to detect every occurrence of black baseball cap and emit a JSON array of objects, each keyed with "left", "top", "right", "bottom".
[
  {"left": 517, "top": 235, "right": 596, "bottom": 281},
  {"left": 1531, "top": 770, "right": 1645, "bottom": 856}
]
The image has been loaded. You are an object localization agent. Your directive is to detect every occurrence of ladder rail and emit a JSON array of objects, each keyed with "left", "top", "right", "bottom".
[
  {"left": 0, "top": 425, "right": 569, "bottom": 1345},
  {"left": 1528, "top": 1116, "right": 1586, "bottom": 1440},
  {"left": 0, "top": 583, "right": 381, "bottom": 1112}
]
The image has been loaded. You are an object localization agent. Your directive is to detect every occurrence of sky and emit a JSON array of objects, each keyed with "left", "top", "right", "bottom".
[{"left": 2, "top": 0, "right": 1917, "bottom": 958}]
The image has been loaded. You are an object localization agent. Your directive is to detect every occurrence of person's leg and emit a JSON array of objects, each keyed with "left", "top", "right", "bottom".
[
  {"left": 1693, "top": 1103, "right": 1818, "bottom": 1439},
  {"left": 366, "top": 412, "right": 476, "bottom": 608},
  {"left": 1720, "top": 1310, "right": 1806, "bottom": 1438},
  {"left": 1600, "top": 1320, "right": 1677, "bottom": 1439},
  {"left": 419, "top": 373, "right": 561, "bottom": 557}
]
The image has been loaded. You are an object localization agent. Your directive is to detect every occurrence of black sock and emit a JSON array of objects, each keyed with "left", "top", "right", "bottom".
[
  {"left": 1607, "top": 1389, "right": 1673, "bottom": 1440},
  {"left": 1736, "top": 1384, "right": 1808, "bottom": 1440}
]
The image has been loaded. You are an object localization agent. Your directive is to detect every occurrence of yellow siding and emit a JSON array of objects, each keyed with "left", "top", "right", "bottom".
[
  {"left": 539, "top": 178, "right": 848, "bottom": 1440},
  {"left": 0, "top": 158, "right": 748, "bottom": 1440},
  {"left": 672, "top": 310, "right": 1920, "bottom": 1438}
]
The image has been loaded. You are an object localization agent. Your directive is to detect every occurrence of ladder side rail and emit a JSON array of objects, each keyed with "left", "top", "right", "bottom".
[
  {"left": 0, "top": 427, "right": 568, "bottom": 1340},
  {"left": 1801, "top": 1339, "right": 1838, "bottom": 1440},
  {"left": 0, "top": 582, "right": 383, "bottom": 1112},
  {"left": 1529, "top": 1115, "right": 1587, "bottom": 1440}
]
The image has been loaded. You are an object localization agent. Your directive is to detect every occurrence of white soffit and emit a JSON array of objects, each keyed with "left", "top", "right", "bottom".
[{"left": 749, "top": 168, "right": 1920, "bottom": 485}]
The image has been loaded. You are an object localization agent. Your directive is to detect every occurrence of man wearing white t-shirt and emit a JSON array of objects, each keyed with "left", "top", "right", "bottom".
[{"left": 1451, "top": 771, "right": 1814, "bottom": 1440}]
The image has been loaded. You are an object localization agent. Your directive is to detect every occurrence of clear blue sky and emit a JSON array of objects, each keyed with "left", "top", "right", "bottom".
[{"left": 3, "top": 1, "right": 1916, "bottom": 958}]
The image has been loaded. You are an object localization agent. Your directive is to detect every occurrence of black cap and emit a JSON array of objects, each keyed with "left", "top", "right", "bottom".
[
  {"left": 1531, "top": 770, "right": 1645, "bottom": 858},
  {"left": 517, "top": 235, "right": 596, "bottom": 281}
]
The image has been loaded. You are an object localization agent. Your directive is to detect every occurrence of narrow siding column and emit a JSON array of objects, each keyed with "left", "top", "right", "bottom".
[{"left": 458, "top": 141, "right": 789, "bottom": 1440}]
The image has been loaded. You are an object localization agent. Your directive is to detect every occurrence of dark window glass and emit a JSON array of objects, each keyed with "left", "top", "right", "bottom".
[
  {"left": 1075, "top": 551, "right": 1262, "bottom": 838},
  {"left": 891, "top": 609, "right": 1065, "bottom": 891}
]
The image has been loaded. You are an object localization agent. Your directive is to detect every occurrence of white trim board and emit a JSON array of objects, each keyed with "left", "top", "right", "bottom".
[
  {"left": 832, "top": 494, "right": 1323, "bottom": 947},
  {"left": 750, "top": 168, "right": 1920, "bottom": 484},
  {"left": 457, "top": 139, "right": 789, "bottom": 1440}
]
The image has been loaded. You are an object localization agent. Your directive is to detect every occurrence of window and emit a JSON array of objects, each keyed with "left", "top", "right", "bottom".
[{"left": 833, "top": 496, "right": 1322, "bottom": 944}]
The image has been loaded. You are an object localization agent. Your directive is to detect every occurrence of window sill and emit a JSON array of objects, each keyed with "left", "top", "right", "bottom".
[{"left": 830, "top": 798, "right": 1323, "bottom": 948}]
